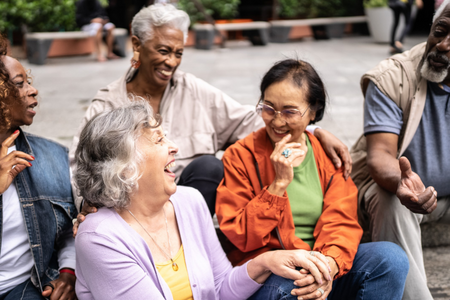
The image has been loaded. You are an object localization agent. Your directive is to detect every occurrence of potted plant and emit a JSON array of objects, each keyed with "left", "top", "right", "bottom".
[{"left": 363, "top": 0, "right": 392, "bottom": 42}]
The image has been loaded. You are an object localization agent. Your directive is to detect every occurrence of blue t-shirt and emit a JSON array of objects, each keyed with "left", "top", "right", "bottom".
[{"left": 364, "top": 81, "right": 450, "bottom": 197}]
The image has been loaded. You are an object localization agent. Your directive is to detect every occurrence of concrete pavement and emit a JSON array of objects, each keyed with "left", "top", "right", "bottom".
[{"left": 17, "top": 35, "right": 450, "bottom": 298}]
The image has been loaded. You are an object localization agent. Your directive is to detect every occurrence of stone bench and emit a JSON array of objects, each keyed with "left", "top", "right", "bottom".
[
  {"left": 192, "top": 21, "right": 270, "bottom": 50},
  {"left": 270, "top": 16, "right": 368, "bottom": 43},
  {"left": 25, "top": 28, "right": 128, "bottom": 65}
]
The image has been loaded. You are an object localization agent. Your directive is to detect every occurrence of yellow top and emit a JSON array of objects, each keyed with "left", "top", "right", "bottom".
[{"left": 156, "top": 245, "right": 194, "bottom": 300}]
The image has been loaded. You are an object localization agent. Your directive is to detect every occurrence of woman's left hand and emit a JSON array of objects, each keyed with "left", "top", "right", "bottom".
[
  {"left": 291, "top": 256, "right": 339, "bottom": 300},
  {"left": 41, "top": 272, "right": 77, "bottom": 300},
  {"left": 314, "top": 128, "right": 352, "bottom": 180}
]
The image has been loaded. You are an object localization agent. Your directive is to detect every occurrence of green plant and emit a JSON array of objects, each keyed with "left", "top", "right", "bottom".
[
  {"left": 0, "top": 0, "right": 77, "bottom": 34},
  {"left": 363, "top": 0, "right": 388, "bottom": 8},
  {"left": 177, "top": 0, "right": 240, "bottom": 24},
  {"left": 279, "top": 0, "right": 360, "bottom": 19}
]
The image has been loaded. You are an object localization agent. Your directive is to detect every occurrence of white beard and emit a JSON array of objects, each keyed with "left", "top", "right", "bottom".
[{"left": 420, "top": 58, "right": 449, "bottom": 83}]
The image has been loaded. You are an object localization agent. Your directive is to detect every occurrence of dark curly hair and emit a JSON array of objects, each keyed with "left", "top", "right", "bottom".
[
  {"left": 259, "top": 59, "right": 327, "bottom": 125},
  {"left": 0, "top": 35, "right": 20, "bottom": 131}
]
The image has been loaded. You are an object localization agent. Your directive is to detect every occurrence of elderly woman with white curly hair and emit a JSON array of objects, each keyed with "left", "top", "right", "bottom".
[
  {"left": 70, "top": 3, "right": 353, "bottom": 219},
  {"left": 74, "top": 101, "right": 336, "bottom": 300}
]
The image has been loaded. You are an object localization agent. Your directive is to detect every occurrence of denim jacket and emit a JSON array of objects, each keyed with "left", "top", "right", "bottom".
[{"left": 0, "top": 130, "right": 76, "bottom": 291}]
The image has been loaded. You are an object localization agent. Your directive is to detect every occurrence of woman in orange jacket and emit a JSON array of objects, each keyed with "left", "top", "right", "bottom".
[{"left": 216, "top": 59, "right": 409, "bottom": 300}]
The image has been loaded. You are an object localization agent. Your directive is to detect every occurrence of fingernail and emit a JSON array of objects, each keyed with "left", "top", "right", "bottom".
[
  {"left": 319, "top": 279, "right": 323, "bottom": 285},
  {"left": 29, "top": 163, "right": 32, "bottom": 167},
  {"left": 30, "top": 156, "right": 35, "bottom": 160},
  {"left": 14, "top": 130, "right": 19, "bottom": 134},
  {"left": 328, "top": 275, "right": 332, "bottom": 281},
  {"left": 291, "top": 290, "right": 296, "bottom": 295},
  {"left": 293, "top": 282, "right": 299, "bottom": 286}
]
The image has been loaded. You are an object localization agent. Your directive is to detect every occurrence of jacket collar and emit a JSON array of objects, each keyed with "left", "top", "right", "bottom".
[{"left": 15, "top": 128, "right": 34, "bottom": 157}]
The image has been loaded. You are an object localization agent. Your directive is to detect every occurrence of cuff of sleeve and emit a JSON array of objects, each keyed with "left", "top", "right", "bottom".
[
  {"left": 319, "top": 246, "right": 348, "bottom": 279},
  {"left": 232, "top": 260, "right": 263, "bottom": 298},
  {"left": 306, "top": 125, "right": 321, "bottom": 135},
  {"left": 258, "top": 187, "right": 289, "bottom": 210},
  {"left": 58, "top": 258, "right": 76, "bottom": 272}
]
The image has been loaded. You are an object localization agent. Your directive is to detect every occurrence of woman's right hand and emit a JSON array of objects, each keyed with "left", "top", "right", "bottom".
[
  {"left": 0, "top": 130, "right": 34, "bottom": 195},
  {"left": 268, "top": 134, "right": 304, "bottom": 196},
  {"left": 72, "top": 202, "right": 97, "bottom": 237}
]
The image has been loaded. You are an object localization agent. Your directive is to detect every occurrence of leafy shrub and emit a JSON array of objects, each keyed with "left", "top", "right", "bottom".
[
  {"left": 177, "top": 0, "right": 240, "bottom": 25},
  {"left": 363, "top": 0, "right": 388, "bottom": 8},
  {"left": 0, "top": 0, "right": 77, "bottom": 33}
]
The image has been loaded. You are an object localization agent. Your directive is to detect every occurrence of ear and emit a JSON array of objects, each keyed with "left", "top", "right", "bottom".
[
  {"left": 309, "top": 109, "right": 316, "bottom": 123},
  {"left": 131, "top": 36, "right": 142, "bottom": 52}
]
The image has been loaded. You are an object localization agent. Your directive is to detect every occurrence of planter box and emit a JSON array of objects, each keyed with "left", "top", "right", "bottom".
[
  {"left": 48, "top": 37, "right": 94, "bottom": 57},
  {"left": 311, "top": 23, "right": 346, "bottom": 40},
  {"left": 365, "top": 6, "right": 418, "bottom": 43}
]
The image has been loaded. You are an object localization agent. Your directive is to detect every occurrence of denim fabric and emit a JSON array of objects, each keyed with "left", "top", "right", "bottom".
[
  {"left": 0, "top": 279, "right": 44, "bottom": 300},
  {"left": 249, "top": 242, "right": 409, "bottom": 300},
  {"left": 0, "top": 130, "right": 76, "bottom": 293}
]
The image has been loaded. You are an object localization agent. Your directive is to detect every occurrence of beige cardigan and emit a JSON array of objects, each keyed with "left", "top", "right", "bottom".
[
  {"left": 69, "top": 68, "right": 264, "bottom": 210},
  {"left": 350, "top": 42, "right": 429, "bottom": 202}
]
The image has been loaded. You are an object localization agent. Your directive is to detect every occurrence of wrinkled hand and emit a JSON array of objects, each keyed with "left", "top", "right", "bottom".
[
  {"left": 72, "top": 202, "right": 97, "bottom": 238},
  {"left": 263, "top": 250, "right": 332, "bottom": 285},
  {"left": 0, "top": 130, "right": 34, "bottom": 194},
  {"left": 396, "top": 157, "right": 437, "bottom": 214},
  {"left": 268, "top": 134, "right": 304, "bottom": 195},
  {"left": 291, "top": 256, "right": 338, "bottom": 300},
  {"left": 314, "top": 128, "right": 352, "bottom": 180},
  {"left": 42, "top": 272, "right": 77, "bottom": 300}
]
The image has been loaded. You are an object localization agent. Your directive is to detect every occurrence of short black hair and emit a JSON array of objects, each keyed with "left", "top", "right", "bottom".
[{"left": 259, "top": 59, "right": 326, "bottom": 124}]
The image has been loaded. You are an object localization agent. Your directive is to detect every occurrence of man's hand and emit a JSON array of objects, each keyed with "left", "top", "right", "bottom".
[
  {"left": 42, "top": 272, "right": 76, "bottom": 300},
  {"left": 396, "top": 157, "right": 437, "bottom": 214},
  {"left": 314, "top": 128, "right": 352, "bottom": 180},
  {"left": 72, "top": 202, "right": 97, "bottom": 238}
]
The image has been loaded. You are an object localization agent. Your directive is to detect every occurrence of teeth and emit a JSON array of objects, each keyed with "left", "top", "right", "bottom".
[
  {"left": 274, "top": 129, "right": 288, "bottom": 134},
  {"left": 164, "top": 162, "right": 176, "bottom": 170},
  {"left": 160, "top": 70, "right": 172, "bottom": 76}
]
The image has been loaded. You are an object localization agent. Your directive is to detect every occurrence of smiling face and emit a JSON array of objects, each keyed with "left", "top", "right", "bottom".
[
  {"left": 133, "top": 26, "right": 184, "bottom": 89},
  {"left": 262, "top": 79, "right": 315, "bottom": 144},
  {"left": 138, "top": 126, "right": 179, "bottom": 198},
  {"left": 421, "top": 6, "right": 450, "bottom": 84},
  {"left": 1, "top": 56, "right": 38, "bottom": 129}
]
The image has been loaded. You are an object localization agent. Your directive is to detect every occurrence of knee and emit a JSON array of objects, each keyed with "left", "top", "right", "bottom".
[{"left": 366, "top": 242, "right": 409, "bottom": 280}]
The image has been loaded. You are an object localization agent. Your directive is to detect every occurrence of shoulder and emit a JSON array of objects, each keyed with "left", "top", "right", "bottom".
[
  {"left": 24, "top": 132, "right": 69, "bottom": 154},
  {"left": 77, "top": 207, "right": 121, "bottom": 238}
]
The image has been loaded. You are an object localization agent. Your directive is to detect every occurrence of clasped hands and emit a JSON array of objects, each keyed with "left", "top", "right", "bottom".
[
  {"left": 396, "top": 157, "right": 437, "bottom": 214},
  {"left": 261, "top": 249, "right": 338, "bottom": 300}
]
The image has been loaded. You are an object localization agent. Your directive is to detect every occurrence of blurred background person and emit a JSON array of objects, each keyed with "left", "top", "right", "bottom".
[
  {"left": 76, "top": 0, "right": 119, "bottom": 61},
  {"left": 389, "top": 0, "right": 423, "bottom": 54}
]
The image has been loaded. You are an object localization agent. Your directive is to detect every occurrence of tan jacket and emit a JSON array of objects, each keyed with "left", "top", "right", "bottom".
[
  {"left": 69, "top": 68, "right": 264, "bottom": 210},
  {"left": 350, "top": 42, "right": 428, "bottom": 201}
]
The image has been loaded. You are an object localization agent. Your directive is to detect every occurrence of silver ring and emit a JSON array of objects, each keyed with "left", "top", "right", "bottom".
[
  {"left": 310, "top": 251, "right": 315, "bottom": 256},
  {"left": 72, "top": 218, "right": 78, "bottom": 225},
  {"left": 317, "top": 287, "right": 325, "bottom": 296},
  {"left": 281, "top": 148, "right": 292, "bottom": 158}
]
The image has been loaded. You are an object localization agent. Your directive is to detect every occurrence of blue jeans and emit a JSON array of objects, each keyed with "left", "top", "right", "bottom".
[
  {"left": 249, "top": 242, "right": 409, "bottom": 300},
  {"left": 0, "top": 279, "right": 45, "bottom": 300}
]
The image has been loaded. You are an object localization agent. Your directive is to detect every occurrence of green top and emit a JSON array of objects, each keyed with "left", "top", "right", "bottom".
[{"left": 286, "top": 135, "right": 323, "bottom": 248}]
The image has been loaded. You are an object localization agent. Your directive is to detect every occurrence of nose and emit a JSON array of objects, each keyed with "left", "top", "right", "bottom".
[
  {"left": 272, "top": 113, "right": 287, "bottom": 126},
  {"left": 28, "top": 84, "right": 38, "bottom": 97},
  {"left": 165, "top": 54, "right": 178, "bottom": 69},
  {"left": 169, "top": 139, "right": 179, "bottom": 155},
  {"left": 436, "top": 35, "right": 450, "bottom": 53}
]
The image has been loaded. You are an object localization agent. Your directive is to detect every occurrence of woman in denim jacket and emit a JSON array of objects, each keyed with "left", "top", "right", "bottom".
[{"left": 0, "top": 36, "right": 77, "bottom": 299}]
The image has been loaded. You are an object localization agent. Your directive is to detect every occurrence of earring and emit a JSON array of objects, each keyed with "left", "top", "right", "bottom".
[{"left": 131, "top": 51, "right": 141, "bottom": 69}]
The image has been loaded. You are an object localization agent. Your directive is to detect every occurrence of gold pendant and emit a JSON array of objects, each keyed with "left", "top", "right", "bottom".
[{"left": 172, "top": 261, "right": 179, "bottom": 271}]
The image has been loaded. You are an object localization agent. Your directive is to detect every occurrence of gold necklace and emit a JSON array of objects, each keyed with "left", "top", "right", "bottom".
[{"left": 127, "top": 208, "right": 179, "bottom": 271}]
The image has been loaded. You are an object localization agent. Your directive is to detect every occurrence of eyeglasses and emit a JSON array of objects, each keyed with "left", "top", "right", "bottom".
[{"left": 256, "top": 102, "right": 310, "bottom": 123}]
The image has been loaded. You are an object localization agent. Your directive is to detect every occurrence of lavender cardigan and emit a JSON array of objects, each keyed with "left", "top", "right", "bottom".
[{"left": 75, "top": 186, "right": 262, "bottom": 300}]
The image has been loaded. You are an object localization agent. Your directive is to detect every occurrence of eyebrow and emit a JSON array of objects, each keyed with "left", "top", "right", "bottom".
[
  {"left": 11, "top": 74, "right": 24, "bottom": 80},
  {"left": 263, "top": 100, "right": 300, "bottom": 109}
]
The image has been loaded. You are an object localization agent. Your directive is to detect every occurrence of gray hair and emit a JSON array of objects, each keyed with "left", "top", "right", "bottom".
[
  {"left": 131, "top": 3, "right": 190, "bottom": 44},
  {"left": 75, "top": 100, "right": 160, "bottom": 209},
  {"left": 433, "top": 0, "right": 450, "bottom": 23}
]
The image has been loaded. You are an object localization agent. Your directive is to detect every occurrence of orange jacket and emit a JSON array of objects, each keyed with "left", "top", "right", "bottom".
[{"left": 216, "top": 128, "right": 362, "bottom": 278}]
